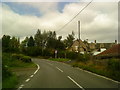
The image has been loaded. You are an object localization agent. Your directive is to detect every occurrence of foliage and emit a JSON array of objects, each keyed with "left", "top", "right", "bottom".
[
  {"left": 107, "top": 59, "right": 120, "bottom": 71},
  {"left": 77, "top": 53, "right": 91, "bottom": 62},
  {"left": 2, "top": 53, "right": 36, "bottom": 88},
  {"left": 27, "top": 36, "right": 35, "bottom": 47},
  {"left": 72, "top": 59, "right": 120, "bottom": 81},
  {"left": 64, "top": 31, "right": 75, "bottom": 48},
  {"left": 12, "top": 53, "right": 31, "bottom": 63},
  {"left": 2, "top": 35, "right": 20, "bottom": 53},
  {"left": 2, "top": 73, "right": 18, "bottom": 88},
  {"left": 66, "top": 51, "right": 78, "bottom": 60}
]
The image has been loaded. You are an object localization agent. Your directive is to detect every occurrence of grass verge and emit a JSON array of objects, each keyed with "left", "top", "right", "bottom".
[
  {"left": 71, "top": 60, "right": 120, "bottom": 82},
  {"left": 2, "top": 74, "right": 18, "bottom": 88},
  {"left": 2, "top": 53, "right": 37, "bottom": 88}
]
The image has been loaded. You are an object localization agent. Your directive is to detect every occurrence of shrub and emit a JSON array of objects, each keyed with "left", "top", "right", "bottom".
[
  {"left": 107, "top": 59, "right": 120, "bottom": 71},
  {"left": 12, "top": 53, "right": 31, "bottom": 63},
  {"left": 77, "top": 53, "right": 91, "bottom": 62},
  {"left": 58, "top": 51, "right": 65, "bottom": 58},
  {"left": 21, "top": 56, "right": 31, "bottom": 63},
  {"left": 66, "top": 51, "right": 78, "bottom": 60}
]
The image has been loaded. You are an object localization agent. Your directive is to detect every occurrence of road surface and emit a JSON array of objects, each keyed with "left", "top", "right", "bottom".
[{"left": 20, "top": 58, "right": 120, "bottom": 89}]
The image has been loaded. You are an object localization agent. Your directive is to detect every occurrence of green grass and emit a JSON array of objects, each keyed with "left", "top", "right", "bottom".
[
  {"left": 72, "top": 61, "right": 120, "bottom": 82},
  {"left": 49, "top": 58, "right": 70, "bottom": 62},
  {"left": 2, "top": 53, "right": 37, "bottom": 88},
  {"left": 2, "top": 74, "right": 18, "bottom": 88}
]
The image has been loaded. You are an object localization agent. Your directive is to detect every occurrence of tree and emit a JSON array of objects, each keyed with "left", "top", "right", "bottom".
[
  {"left": 9, "top": 37, "right": 20, "bottom": 52},
  {"left": 58, "top": 36, "right": 62, "bottom": 41},
  {"left": 21, "top": 37, "right": 29, "bottom": 47},
  {"left": 27, "top": 36, "right": 35, "bottom": 47},
  {"left": 2, "top": 35, "right": 20, "bottom": 52},
  {"left": 34, "top": 29, "right": 42, "bottom": 47},
  {"left": 2, "top": 35, "right": 11, "bottom": 48},
  {"left": 64, "top": 31, "right": 75, "bottom": 48}
]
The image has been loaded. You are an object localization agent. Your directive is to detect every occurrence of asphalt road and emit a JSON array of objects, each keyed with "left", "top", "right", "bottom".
[{"left": 20, "top": 58, "right": 120, "bottom": 89}]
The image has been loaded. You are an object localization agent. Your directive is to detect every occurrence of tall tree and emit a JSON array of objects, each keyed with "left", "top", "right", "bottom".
[
  {"left": 34, "top": 29, "right": 42, "bottom": 47},
  {"left": 21, "top": 37, "right": 29, "bottom": 47},
  {"left": 58, "top": 36, "right": 62, "bottom": 41},
  {"left": 2, "top": 35, "right": 11, "bottom": 52},
  {"left": 27, "top": 36, "right": 35, "bottom": 47},
  {"left": 10, "top": 37, "right": 20, "bottom": 52}
]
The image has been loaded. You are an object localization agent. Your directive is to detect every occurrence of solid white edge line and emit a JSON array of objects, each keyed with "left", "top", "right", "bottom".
[
  {"left": 67, "top": 76, "right": 85, "bottom": 90},
  {"left": 34, "top": 64, "right": 40, "bottom": 74},
  {"left": 17, "top": 63, "right": 40, "bottom": 90},
  {"left": 18, "top": 86, "right": 22, "bottom": 89},
  {"left": 30, "top": 75, "right": 34, "bottom": 77},
  {"left": 19, "top": 84, "right": 24, "bottom": 87},
  {"left": 76, "top": 68, "right": 120, "bottom": 84},
  {"left": 56, "top": 67, "right": 63, "bottom": 72},
  {"left": 25, "top": 78, "right": 30, "bottom": 82}
]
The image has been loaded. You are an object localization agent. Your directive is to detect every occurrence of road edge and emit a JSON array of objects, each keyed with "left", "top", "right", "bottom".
[{"left": 17, "top": 63, "right": 40, "bottom": 90}]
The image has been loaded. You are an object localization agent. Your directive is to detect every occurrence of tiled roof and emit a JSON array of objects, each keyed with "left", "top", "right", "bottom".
[{"left": 97, "top": 44, "right": 120, "bottom": 56}]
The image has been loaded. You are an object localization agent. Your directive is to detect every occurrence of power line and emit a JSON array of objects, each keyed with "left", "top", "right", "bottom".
[{"left": 56, "top": 0, "right": 93, "bottom": 33}]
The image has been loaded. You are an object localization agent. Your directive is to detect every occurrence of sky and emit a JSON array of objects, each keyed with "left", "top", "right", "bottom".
[{"left": 1, "top": 0, "right": 119, "bottom": 43}]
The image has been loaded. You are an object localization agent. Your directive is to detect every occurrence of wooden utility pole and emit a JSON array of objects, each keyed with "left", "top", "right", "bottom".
[{"left": 78, "top": 21, "right": 80, "bottom": 53}]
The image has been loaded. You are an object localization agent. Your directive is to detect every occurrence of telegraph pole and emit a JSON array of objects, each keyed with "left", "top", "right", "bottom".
[{"left": 78, "top": 21, "right": 80, "bottom": 53}]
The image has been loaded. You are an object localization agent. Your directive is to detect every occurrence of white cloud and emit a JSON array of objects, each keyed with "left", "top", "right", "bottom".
[{"left": 2, "top": 2, "right": 118, "bottom": 43}]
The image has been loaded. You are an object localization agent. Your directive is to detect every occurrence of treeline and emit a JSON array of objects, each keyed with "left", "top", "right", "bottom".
[{"left": 2, "top": 29, "right": 75, "bottom": 58}]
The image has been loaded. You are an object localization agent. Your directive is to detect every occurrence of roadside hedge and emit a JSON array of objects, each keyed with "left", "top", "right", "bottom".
[{"left": 12, "top": 54, "right": 31, "bottom": 63}]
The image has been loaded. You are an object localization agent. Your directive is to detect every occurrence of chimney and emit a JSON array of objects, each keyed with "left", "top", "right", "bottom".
[
  {"left": 86, "top": 39, "right": 88, "bottom": 42},
  {"left": 115, "top": 40, "right": 117, "bottom": 44},
  {"left": 94, "top": 40, "right": 96, "bottom": 44}
]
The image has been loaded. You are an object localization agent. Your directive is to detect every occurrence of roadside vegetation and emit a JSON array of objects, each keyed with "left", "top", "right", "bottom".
[
  {"left": 71, "top": 58, "right": 120, "bottom": 82},
  {"left": 1, "top": 29, "right": 120, "bottom": 88},
  {"left": 2, "top": 53, "right": 36, "bottom": 88}
]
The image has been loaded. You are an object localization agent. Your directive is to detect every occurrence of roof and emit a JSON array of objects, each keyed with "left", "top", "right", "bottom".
[
  {"left": 71, "top": 40, "right": 87, "bottom": 50},
  {"left": 97, "top": 44, "right": 120, "bottom": 56}
]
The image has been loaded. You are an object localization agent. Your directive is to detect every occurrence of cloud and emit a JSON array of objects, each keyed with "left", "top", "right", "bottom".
[{"left": 2, "top": 2, "right": 118, "bottom": 43}]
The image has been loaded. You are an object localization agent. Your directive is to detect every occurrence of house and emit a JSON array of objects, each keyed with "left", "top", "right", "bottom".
[
  {"left": 96, "top": 44, "right": 120, "bottom": 58},
  {"left": 68, "top": 39, "right": 117, "bottom": 55},
  {"left": 69, "top": 39, "right": 87, "bottom": 53}
]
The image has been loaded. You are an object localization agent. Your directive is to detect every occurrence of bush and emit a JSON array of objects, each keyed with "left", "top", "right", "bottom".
[
  {"left": 21, "top": 56, "right": 31, "bottom": 63},
  {"left": 66, "top": 51, "right": 78, "bottom": 60},
  {"left": 12, "top": 53, "right": 31, "bottom": 63},
  {"left": 107, "top": 59, "right": 120, "bottom": 71},
  {"left": 57, "top": 51, "right": 66, "bottom": 58}
]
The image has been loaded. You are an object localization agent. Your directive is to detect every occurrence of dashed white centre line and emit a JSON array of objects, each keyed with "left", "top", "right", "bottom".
[
  {"left": 67, "top": 76, "right": 85, "bottom": 90},
  {"left": 25, "top": 78, "right": 30, "bottom": 82},
  {"left": 56, "top": 67, "right": 63, "bottom": 72},
  {"left": 30, "top": 75, "right": 34, "bottom": 78}
]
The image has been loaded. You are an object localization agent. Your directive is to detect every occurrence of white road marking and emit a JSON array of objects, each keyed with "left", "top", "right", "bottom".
[
  {"left": 17, "top": 63, "right": 41, "bottom": 90},
  {"left": 20, "top": 84, "right": 24, "bottom": 87},
  {"left": 67, "top": 76, "right": 85, "bottom": 90},
  {"left": 19, "top": 86, "right": 22, "bottom": 88},
  {"left": 30, "top": 75, "right": 34, "bottom": 78},
  {"left": 18, "top": 86, "right": 23, "bottom": 90},
  {"left": 76, "top": 68, "right": 120, "bottom": 84},
  {"left": 25, "top": 78, "right": 30, "bottom": 82},
  {"left": 56, "top": 67, "right": 63, "bottom": 72},
  {"left": 34, "top": 64, "right": 40, "bottom": 74}
]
